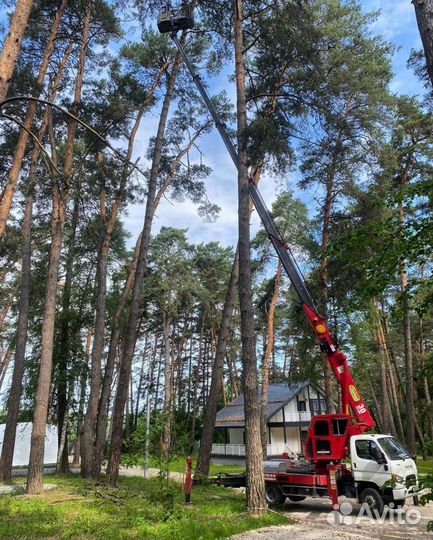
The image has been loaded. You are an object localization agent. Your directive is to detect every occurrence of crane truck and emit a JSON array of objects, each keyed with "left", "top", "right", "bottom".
[{"left": 157, "top": 4, "right": 420, "bottom": 514}]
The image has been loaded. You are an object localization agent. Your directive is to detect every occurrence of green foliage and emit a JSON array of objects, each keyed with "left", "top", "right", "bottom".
[{"left": 419, "top": 472, "right": 433, "bottom": 531}]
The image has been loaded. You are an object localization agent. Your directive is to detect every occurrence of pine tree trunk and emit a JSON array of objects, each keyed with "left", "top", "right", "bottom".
[
  {"left": 0, "top": 0, "right": 67, "bottom": 239},
  {"left": 195, "top": 161, "right": 263, "bottom": 477},
  {"left": 2, "top": 42, "right": 73, "bottom": 479},
  {"left": 72, "top": 329, "right": 91, "bottom": 466},
  {"left": 26, "top": 190, "right": 66, "bottom": 494},
  {"left": 56, "top": 390, "right": 71, "bottom": 471},
  {"left": 0, "top": 188, "right": 32, "bottom": 481},
  {"left": 161, "top": 315, "right": 173, "bottom": 459},
  {"left": 0, "top": 347, "right": 13, "bottom": 392},
  {"left": 26, "top": 9, "right": 91, "bottom": 494},
  {"left": 106, "top": 40, "right": 184, "bottom": 486},
  {"left": 320, "top": 165, "right": 337, "bottom": 414},
  {"left": 260, "top": 262, "right": 282, "bottom": 457},
  {"left": 399, "top": 174, "right": 416, "bottom": 456},
  {"left": 376, "top": 302, "right": 405, "bottom": 440},
  {"left": 196, "top": 252, "right": 239, "bottom": 476},
  {"left": 413, "top": 0, "right": 433, "bottom": 90},
  {"left": 92, "top": 235, "right": 141, "bottom": 478},
  {"left": 419, "top": 317, "right": 433, "bottom": 447},
  {"left": 81, "top": 173, "right": 112, "bottom": 478},
  {"left": 371, "top": 301, "right": 392, "bottom": 434},
  {"left": 0, "top": 281, "right": 20, "bottom": 331},
  {"left": 0, "top": 0, "right": 33, "bottom": 102},
  {"left": 83, "top": 40, "right": 154, "bottom": 483},
  {"left": 234, "top": 0, "right": 266, "bottom": 515},
  {"left": 388, "top": 361, "right": 405, "bottom": 441},
  {"left": 81, "top": 104, "right": 146, "bottom": 479},
  {"left": 134, "top": 337, "right": 147, "bottom": 431},
  {"left": 56, "top": 191, "right": 80, "bottom": 474}
]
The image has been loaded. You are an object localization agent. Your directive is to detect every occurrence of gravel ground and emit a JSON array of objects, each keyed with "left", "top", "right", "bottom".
[
  {"left": 116, "top": 466, "right": 185, "bottom": 482},
  {"left": 231, "top": 497, "right": 433, "bottom": 540}
]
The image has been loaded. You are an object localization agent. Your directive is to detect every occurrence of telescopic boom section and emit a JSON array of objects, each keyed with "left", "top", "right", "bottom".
[{"left": 166, "top": 25, "right": 374, "bottom": 432}]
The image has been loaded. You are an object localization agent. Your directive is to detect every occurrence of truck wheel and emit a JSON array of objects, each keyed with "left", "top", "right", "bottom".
[
  {"left": 287, "top": 495, "right": 306, "bottom": 502},
  {"left": 360, "top": 487, "right": 384, "bottom": 516},
  {"left": 265, "top": 484, "right": 285, "bottom": 506}
]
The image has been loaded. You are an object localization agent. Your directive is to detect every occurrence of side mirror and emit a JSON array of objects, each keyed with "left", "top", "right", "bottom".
[{"left": 376, "top": 454, "right": 387, "bottom": 465}]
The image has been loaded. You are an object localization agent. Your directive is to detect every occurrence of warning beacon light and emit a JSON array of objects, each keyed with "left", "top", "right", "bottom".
[{"left": 157, "top": 4, "right": 194, "bottom": 34}]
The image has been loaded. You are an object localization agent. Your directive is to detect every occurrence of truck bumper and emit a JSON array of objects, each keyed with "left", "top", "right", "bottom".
[{"left": 392, "top": 485, "right": 420, "bottom": 501}]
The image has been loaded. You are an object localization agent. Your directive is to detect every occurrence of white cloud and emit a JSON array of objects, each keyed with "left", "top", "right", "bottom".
[
  {"left": 122, "top": 1, "right": 425, "bottom": 252},
  {"left": 363, "top": 0, "right": 418, "bottom": 42}
]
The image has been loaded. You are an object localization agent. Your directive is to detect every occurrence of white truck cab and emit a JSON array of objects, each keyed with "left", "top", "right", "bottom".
[{"left": 349, "top": 433, "right": 418, "bottom": 512}]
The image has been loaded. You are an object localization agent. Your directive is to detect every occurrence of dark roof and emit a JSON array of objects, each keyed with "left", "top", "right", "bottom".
[{"left": 215, "top": 382, "right": 310, "bottom": 428}]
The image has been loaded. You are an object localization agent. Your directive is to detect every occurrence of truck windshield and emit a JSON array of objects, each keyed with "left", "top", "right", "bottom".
[{"left": 379, "top": 437, "right": 411, "bottom": 460}]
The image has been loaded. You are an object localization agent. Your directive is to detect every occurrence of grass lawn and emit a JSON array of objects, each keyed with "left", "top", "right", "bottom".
[
  {"left": 122, "top": 454, "right": 245, "bottom": 476},
  {"left": 159, "top": 455, "right": 245, "bottom": 476},
  {"left": 417, "top": 457, "right": 433, "bottom": 477},
  {"left": 0, "top": 475, "right": 288, "bottom": 540},
  {"left": 136, "top": 454, "right": 432, "bottom": 478}
]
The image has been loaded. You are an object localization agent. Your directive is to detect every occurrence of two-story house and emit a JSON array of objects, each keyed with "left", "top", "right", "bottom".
[{"left": 212, "top": 381, "right": 327, "bottom": 459}]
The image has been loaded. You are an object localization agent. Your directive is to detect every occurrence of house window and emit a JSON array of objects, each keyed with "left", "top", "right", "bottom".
[
  {"left": 312, "top": 398, "right": 327, "bottom": 414},
  {"left": 311, "top": 399, "right": 319, "bottom": 414},
  {"left": 298, "top": 400, "right": 307, "bottom": 412}
]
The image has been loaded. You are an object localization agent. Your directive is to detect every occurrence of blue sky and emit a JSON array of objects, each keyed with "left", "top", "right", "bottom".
[
  {"left": 123, "top": 0, "right": 425, "bottom": 252},
  {"left": 0, "top": 1, "right": 424, "bottom": 251}
]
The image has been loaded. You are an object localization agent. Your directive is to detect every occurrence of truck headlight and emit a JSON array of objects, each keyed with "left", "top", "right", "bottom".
[{"left": 391, "top": 473, "right": 404, "bottom": 483}]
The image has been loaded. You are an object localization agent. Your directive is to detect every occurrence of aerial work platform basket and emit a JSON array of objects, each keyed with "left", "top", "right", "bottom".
[{"left": 157, "top": 4, "right": 194, "bottom": 34}]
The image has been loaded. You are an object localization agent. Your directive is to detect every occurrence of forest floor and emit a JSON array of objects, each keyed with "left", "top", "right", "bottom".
[{"left": 0, "top": 474, "right": 287, "bottom": 540}]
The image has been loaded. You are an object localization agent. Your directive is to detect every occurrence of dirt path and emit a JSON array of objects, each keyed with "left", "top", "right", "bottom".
[
  {"left": 117, "top": 466, "right": 185, "bottom": 482},
  {"left": 231, "top": 497, "right": 433, "bottom": 540},
  {"left": 10, "top": 465, "right": 186, "bottom": 483}
]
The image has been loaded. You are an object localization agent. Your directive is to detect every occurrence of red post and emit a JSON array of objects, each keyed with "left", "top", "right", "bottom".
[
  {"left": 185, "top": 456, "right": 193, "bottom": 504},
  {"left": 327, "top": 463, "right": 340, "bottom": 511}
]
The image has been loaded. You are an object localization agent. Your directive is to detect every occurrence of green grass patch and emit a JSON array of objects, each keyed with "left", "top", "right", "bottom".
[
  {"left": 0, "top": 474, "right": 288, "bottom": 540},
  {"left": 122, "top": 454, "right": 245, "bottom": 477},
  {"left": 163, "top": 455, "right": 245, "bottom": 476},
  {"left": 417, "top": 457, "right": 433, "bottom": 477}
]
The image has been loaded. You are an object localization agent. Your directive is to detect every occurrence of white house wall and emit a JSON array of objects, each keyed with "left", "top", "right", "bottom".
[
  {"left": 271, "top": 387, "right": 324, "bottom": 423},
  {"left": 0, "top": 422, "right": 58, "bottom": 467},
  {"left": 228, "top": 428, "right": 244, "bottom": 444},
  {"left": 268, "top": 427, "right": 301, "bottom": 453},
  {"left": 227, "top": 426, "right": 302, "bottom": 453}
]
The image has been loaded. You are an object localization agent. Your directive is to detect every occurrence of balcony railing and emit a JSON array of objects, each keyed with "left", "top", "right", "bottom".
[
  {"left": 211, "top": 443, "right": 296, "bottom": 457},
  {"left": 282, "top": 411, "right": 311, "bottom": 422}
]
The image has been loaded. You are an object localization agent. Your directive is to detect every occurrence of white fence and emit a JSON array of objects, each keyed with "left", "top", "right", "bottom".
[{"left": 212, "top": 443, "right": 296, "bottom": 457}]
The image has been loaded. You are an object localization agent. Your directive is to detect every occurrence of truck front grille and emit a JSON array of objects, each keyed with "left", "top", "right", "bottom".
[{"left": 406, "top": 474, "right": 416, "bottom": 486}]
